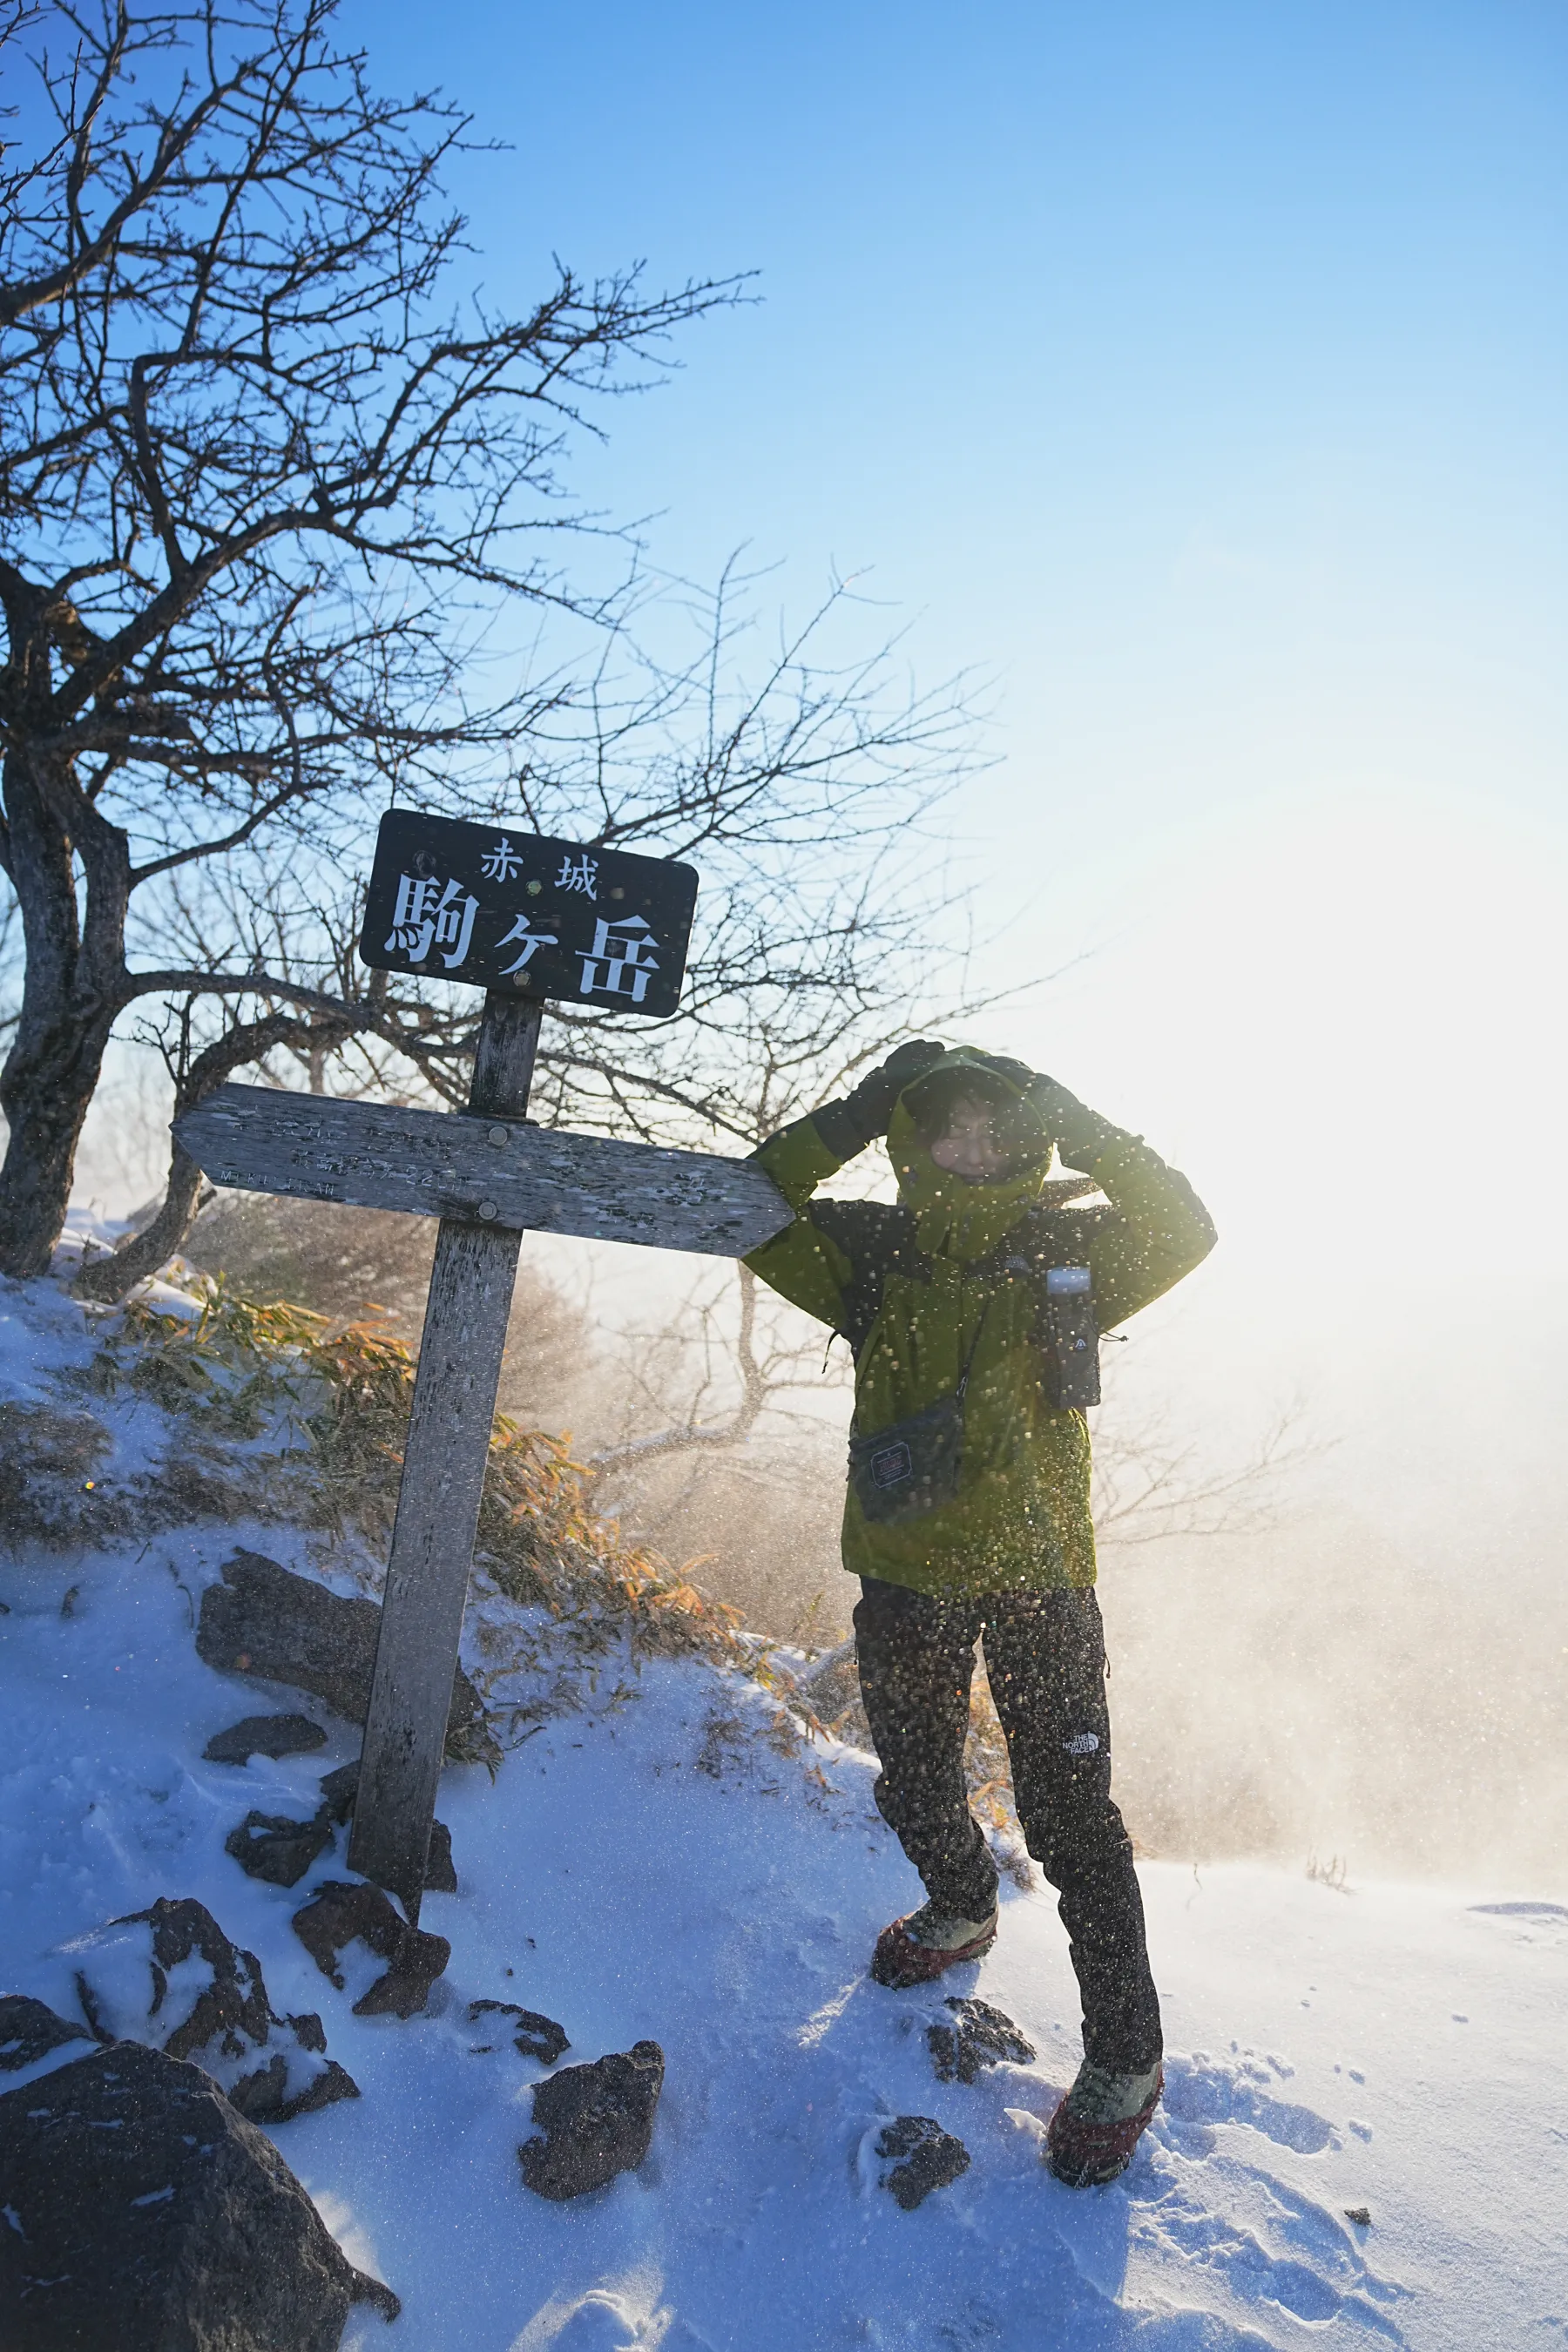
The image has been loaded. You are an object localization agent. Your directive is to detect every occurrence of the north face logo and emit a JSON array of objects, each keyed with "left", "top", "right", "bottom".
[{"left": 1063, "top": 1731, "right": 1100, "bottom": 1755}]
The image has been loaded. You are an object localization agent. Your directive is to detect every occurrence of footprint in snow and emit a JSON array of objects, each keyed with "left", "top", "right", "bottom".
[
  {"left": 1158, "top": 2051, "right": 1338, "bottom": 2155},
  {"left": 1134, "top": 2159, "right": 1409, "bottom": 2341}
]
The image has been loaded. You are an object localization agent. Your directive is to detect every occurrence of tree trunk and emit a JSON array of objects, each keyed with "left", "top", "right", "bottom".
[
  {"left": 73, "top": 1144, "right": 207, "bottom": 1303},
  {"left": 0, "top": 1016, "right": 119, "bottom": 1278},
  {"left": 71, "top": 1007, "right": 362, "bottom": 1304},
  {"left": 0, "top": 752, "right": 131, "bottom": 1280}
]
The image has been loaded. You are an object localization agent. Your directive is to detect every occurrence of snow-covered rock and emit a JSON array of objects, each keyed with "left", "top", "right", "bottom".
[
  {"left": 0, "top": 2038, "right": 395, "bottom": 2348},
  {"left": 51, "top": 1893, "right": 360, "bottom": 2125}
]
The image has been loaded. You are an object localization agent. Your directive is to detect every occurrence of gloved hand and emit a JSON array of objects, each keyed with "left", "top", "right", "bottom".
[
  {"left": 968, "top": 1055, "right": 1120, "bottom": 1171},
  {"left": 814, "top": 1038, "right": 947, "bottom": 1159}
]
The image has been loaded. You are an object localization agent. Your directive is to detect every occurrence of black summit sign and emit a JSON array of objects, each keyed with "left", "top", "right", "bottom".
[{"left": 359, "top": 811, "right": 699, "bottom": 1017}]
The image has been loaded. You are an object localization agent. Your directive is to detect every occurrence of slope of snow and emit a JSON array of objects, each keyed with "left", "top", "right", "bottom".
[{"left": 3, "top": 1275, "right": 1565, "bottom": 2350}]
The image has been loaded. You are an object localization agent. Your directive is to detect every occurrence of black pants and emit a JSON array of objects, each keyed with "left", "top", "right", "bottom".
[{"left": 854, "top": 1576, "right": 1161, "bottom": 2073}]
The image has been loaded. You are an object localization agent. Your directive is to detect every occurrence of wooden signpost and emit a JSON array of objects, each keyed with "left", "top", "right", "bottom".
[{"left": 175, "top": 814, "right": 792, "bottom": 1923}]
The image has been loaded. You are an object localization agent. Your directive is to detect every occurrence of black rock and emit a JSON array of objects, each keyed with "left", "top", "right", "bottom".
[
  {"left": 0, "top": 2041, "right": 397, "bottom": 2349},
  {"left": 876, "top": 2114, "right": 970, "bottom": 2210},
  {"left": 228, "top": 2052, "right": 362, "bottom": 2126},
  {"left": 196, "top": 1548, "right": 491, "bottom": 1764},
  {"left": 423, "top": 1817, "right": 458, "bottom": 1896},
  {"left": 205, "top": 1713, "right": 328, "bottom": 1764},
  {"left": 469, "top": 1999, "right": 569, "bottom": 2065},
  {"left": 226, "top": 1808, "right": 336, "bottom": 1888},
  {"left": 318, "top": 1761, "right": 362, "bottom": 1824},
  {"left": 927, "top": 1996, "right": 1037, "bottom": 2085},
  {"left": 292, "top": 1881, "right": 450, "bottom": 2018},
  {"left": 316, "top": 1762, "right": 456, "bottom": 1891},
  {"left": 0, "top": 1993, "right": 92, "bottom": 2072},
  {"left": 114, "top": 1896, "right": 276, "bottom": 2057},
  {"left": 519, "top": 2041, "right": 665, "bottom": 2200},
  {"left": 71, "top": 1897, "right": 358, "bottom": 2126}
]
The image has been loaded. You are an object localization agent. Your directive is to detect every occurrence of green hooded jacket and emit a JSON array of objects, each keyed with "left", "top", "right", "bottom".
[{"left": 744, "top": 1049, "right": 1217, "bottom": 1598}]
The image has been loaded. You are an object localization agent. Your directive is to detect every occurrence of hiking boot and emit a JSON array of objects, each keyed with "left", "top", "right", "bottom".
[
  {"left": 869, "top": 1901, "right": 999, "bottom": 1990},
  {"left": 1045, "top": 2058, "right": 1163, "bottom": 2186}
]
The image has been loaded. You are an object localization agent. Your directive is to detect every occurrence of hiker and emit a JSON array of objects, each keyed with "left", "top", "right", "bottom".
[{"left": 745, "top": 1043, "right": 1216, "bottom": 2185}]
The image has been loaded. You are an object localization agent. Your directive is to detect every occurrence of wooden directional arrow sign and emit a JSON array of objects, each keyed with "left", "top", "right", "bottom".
[{"left": 175, "top": 1085, "right": 792, "bottom": 1258}]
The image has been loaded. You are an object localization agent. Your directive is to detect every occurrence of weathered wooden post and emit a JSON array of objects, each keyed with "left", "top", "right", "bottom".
[
  {"left": 177, "top": 814, "right": 793, "bottom": 1923},
  {"left": 348, "top": 989, "right": 539, "bottom": 1915}
]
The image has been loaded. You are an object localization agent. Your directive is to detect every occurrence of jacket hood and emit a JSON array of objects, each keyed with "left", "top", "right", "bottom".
[{"left": 886, "top": 1047, "right": 1052, "bottom": 1263}]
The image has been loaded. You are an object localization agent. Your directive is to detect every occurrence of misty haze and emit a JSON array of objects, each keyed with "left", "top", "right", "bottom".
[{"left": 172, "top": 1178, "right": 1568, "bottom": 1896}]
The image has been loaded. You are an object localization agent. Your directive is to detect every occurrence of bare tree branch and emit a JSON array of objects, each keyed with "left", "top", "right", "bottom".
[
  {"left": 1092, "top": 1395, "right": 1334, "bottom": 1548},
  {"left": 0, "top": 0, "right": 748, "bottom": 1272}
]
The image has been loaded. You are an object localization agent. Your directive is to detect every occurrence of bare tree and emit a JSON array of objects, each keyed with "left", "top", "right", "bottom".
[
  {"left": 74, "top": 990, "right": 357, "bottom": 1298},
  {"left": 580, "top": 1260, "right": 1328, "bottom": 1654},
  {"left": 585, "top": 1260, "right": 839, "bottom": 1476},
  {"left": 490, "top": 566, "right": 983, "bottom": 1149},
  {"left": 0, "top": 0, "right": 743, "bottom": 1275},
  {"left": 1, "top": 0, "right": 984, "bottom": 1293},
  {"left": 1092, "top": 1391, "right": 1328, "bottom": 1550},
  {"left": 60, "top": 553, "right": 982, "bottom": 1297},
  {"left": 137, "top": 558, "right": 983, "bottom": 1116}
]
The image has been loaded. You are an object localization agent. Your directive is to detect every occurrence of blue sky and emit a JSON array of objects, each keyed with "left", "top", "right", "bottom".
[
  {"left": 78, "top": 1, "right": 1567, "bottom": 1334},
  {"left": 346, "top": 2, "right": 1565, "bottom": 844},
  {"left": 331, "top": 0, "right": 1568, "bottom": 1288},
  {"left": 345, "top": 0, "right": 1565, "bottom": 855}
]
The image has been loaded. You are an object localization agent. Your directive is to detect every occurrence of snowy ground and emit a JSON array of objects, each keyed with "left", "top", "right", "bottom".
[{"left": 3, "top": 1276, "right": 1566, "bottom": 2349}]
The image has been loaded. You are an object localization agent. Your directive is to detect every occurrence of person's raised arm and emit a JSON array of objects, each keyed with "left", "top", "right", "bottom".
[
  {"left": 981, "top": 1057, "right": 1218, "bottom": 1330},
  {"left": 744, "top": 1040, "right": 945, "bottom": 1327}
]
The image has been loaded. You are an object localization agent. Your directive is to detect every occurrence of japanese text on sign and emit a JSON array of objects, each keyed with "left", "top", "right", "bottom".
[{"left": 359, "top": 814, "right": 698, "bottom": 1017}]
